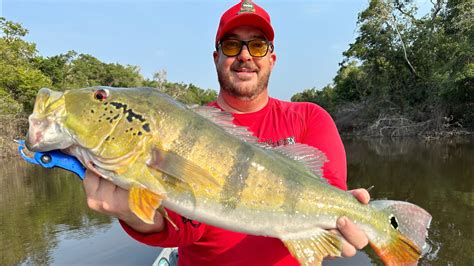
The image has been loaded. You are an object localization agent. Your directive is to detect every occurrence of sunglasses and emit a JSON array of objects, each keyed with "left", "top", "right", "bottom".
[{"left": 218, "top": 39, "right": 274, "bottom": 57}]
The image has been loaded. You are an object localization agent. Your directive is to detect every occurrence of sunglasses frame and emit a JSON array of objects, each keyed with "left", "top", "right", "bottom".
[{"left": 217, "top": 39, "right": 274, "bottom": 57}]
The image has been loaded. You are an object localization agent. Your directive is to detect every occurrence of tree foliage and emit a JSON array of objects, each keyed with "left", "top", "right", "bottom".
[
  {"left": 292, "top": 0, "right": 473, "bottom": 133},
  {"left": 145, "top": 70, "right": 217, "bottom": 105},
  {"left": 0, "top": 17, "right": 51, "bottom": 114},
  {"left": 0, "top": 17, "right": 216, "bottom": 115}
]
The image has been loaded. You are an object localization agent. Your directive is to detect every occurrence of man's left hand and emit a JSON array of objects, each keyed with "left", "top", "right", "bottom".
[{"left": 333, "top": 188, "right": 370, "bottom": 257}]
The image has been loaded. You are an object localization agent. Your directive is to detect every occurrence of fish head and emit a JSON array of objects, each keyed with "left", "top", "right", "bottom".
[
  {"left": 26, "top": 87, "right": 154, "bottom": 165},
  {"left": 26, "top": 88, "right": 73, "bottom": 151}
]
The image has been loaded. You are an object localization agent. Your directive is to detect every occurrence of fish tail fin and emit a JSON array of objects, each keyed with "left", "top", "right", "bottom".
[{"left": 369, "top": 200, "right": 432, "bottom": 265}]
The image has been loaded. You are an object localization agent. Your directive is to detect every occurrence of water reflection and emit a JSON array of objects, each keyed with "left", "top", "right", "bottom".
[
  {"left": 1, "top": 137, "right": 473, "bottom": 265},
  {"left": 343, "top": 137, "right": 474, "bottom": 265},
  {"left": 0, "top": 160, "right": 112, "bottom": 265}
]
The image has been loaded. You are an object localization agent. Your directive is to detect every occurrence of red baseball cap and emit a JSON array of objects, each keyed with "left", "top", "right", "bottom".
[{"left": 215, "top": 0, "right": 274, "bottom": 45}]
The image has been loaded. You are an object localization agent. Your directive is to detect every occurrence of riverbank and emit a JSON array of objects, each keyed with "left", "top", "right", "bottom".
[
  {"left": 334, "top": 112, "right": 473, "bottom": 139},
  {"left": 0, "top": 115, "right": 28, "bottom": 159}
]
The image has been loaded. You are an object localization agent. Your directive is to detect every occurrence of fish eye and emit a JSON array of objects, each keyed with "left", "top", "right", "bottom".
[
  {"left": 94, "top": 89, "right": 109, "bottom": 101},
  {"left": 389, "top": 214, "right": 399, "bottom": 230}
]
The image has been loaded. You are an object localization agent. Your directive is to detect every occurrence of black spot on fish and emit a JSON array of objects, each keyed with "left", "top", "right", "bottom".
[
  {"left": 138, "top": 131, "right": 142, "bottom": 136},
  {"left": 142, "top": 123, "right": 150, "bottom": 132},
  {"left": 105, "top": 108, "right": 108, "bottom": 111},
  {"left": 105, "top": 136, "right": 110, "bottom": 141},
  {"left": 113, "top": 114, "right": 120, "bottom": 120},
  {"left": 98, "top": 119, "right": 102, "bottom": 122},
  {"left": 106, "top": 117, "right": 110, "bottom": 120},
  {"left": 90, "top": 110, "right": 95, "bottom": 113},
  {"left": 110, "top": 101, "right": 146, "bottom": 123},
  {"left": 110, "top": 110, "right": 113, "bottom": 114}
]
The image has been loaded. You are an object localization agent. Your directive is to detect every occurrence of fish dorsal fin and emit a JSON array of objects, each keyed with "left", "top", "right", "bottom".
[
  {"left": 190, "top": 106, "right": 328, "bottom": 180},
  {"left": 274, "top": 143, "right": 328, "bottom": 179},
  {"left": 281, "top": 227, "right": 343, "bottom": 265},
  {"left": 190, "top": 106, "right": 264, "bottom": 145}
]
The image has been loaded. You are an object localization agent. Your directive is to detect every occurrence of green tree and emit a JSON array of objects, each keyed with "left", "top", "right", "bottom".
[
  {"left": 291, "top": 86, "right": 335, "bottom": 112},
  {"left": 0, "top": 17, "right": 51, "bottom": 114},
  {"left": 146, "top": 70, "right": 217, "bottom": 105},
  {"left": 294, "top": 0, "right": 473, "bottom": 133}
]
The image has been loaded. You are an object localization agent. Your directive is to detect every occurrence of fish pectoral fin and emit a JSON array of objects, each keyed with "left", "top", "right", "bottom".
[
  {"left": 281, "top": 228, "right": 342, "bottom": 266},
  {"left": 129, "top": 186, "right": 165, "bottom": 224},
  {"left": 146, "top": 146, "right": 219, "bottom": 187}
]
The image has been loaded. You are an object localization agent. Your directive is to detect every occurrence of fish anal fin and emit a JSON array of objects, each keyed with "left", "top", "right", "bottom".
[
  {"left": 281, "top": 228, "right": 342, "bottom": 266},
  {"left": 129, "top": 186, "right": 164, "bottom": 224}
]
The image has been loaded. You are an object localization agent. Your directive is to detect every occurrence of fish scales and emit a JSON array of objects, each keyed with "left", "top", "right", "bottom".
[
  {"left": 26, "top": 87, "right": 432, "bottom": 266},
  {"left": 156, "top": 105, "right": 376, "bottom": 234}
]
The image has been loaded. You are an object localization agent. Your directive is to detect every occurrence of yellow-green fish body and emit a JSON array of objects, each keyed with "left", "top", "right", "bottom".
[{"left": 26, "top": 87, "right": 431, "bottom": 265}]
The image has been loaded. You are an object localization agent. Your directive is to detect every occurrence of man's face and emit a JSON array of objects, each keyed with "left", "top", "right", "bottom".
[{"left": 213, "top": 26, "right": 276, "bottom": 100}]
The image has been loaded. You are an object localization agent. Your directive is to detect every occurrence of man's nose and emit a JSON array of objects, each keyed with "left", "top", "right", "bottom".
[{"left": 237, "top": 45, "right": 252, "bottom": 61}]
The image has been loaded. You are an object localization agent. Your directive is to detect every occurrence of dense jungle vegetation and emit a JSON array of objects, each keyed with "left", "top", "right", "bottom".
[
  {"left": 0, "top": 17, "right": 217, "bottom": 115},
  {"left": 292, "top": 0, "right": 473, "bottom": 136}
]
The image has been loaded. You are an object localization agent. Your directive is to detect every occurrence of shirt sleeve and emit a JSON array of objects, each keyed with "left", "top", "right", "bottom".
[
  {"left": 119, "top": 209, "right": 207, "bottom": 247},
  {"left": 300, "top": 104, "right": 347, "bottom": 190}
]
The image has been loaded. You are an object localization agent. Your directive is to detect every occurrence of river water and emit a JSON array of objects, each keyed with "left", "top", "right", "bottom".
[{"left": 1, "top": 137, "right": 472, "bottom": 265}]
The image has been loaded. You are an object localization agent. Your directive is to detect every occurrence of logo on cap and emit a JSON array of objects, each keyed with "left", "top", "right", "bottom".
[{"left": 238, "top": 0, "right": 255, "bottom": 14}]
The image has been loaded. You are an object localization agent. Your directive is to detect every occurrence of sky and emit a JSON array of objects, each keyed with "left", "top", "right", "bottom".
[{"left": 3, "top": 0, "right": 372, "bottom": 100}]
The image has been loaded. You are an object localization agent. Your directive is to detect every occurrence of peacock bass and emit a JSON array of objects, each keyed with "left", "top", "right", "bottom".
[{"left": 25, "top": 87, "right": 431, "bottom": 265}]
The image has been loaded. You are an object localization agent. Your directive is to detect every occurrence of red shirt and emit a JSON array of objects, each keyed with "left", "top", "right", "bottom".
[{"left": 121, "top": 97, "right": 347, "bottom": 265}]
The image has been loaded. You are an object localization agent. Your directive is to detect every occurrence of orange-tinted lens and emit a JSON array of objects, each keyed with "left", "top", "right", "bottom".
[
  {"left": 221, "top": 40, "right": 242, "bottom": 57},
  {"left": 247, "top": 40, "right": 269, "bottom": 57}
]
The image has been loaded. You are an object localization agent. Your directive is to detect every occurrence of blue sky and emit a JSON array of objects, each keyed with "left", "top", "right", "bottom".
[{"left": 3, "top": 0, "right": 371, "bottom": 100}]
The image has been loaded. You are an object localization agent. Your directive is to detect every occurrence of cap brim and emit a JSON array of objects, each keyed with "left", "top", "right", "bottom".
[{"left": 217, "top": 13, "right": 274, "bottom": 43}]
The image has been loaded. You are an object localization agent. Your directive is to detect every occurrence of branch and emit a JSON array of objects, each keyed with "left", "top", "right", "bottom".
[
  {"left": 430, "top": 0, "right": 443, "bottom": 22},
  {"left": 394, "top": 0, "right": 418, "bottom": 24},
  {"left": 388, "top": 14, "right": 418, "bottom": 78}
]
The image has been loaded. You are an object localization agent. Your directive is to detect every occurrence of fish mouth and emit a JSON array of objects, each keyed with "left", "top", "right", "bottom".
[{"left": 26, "top": 88, "right": 74, "bottom": 152}]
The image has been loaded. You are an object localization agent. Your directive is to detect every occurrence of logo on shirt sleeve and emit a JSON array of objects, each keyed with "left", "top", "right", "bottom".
[
  {"left": 182, "top": 217, "right": 202, "bottom": 228},
  {"left": 262, "top": 136, "right": 296, "bottom": 147}
]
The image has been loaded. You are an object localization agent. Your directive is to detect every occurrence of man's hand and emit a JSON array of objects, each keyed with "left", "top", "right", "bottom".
[
  {"left": 83, "top": 170, "right": 165, "bottom": 233},
  {"left": 332, "top": 188, "right": 370, "bottom": 258}
]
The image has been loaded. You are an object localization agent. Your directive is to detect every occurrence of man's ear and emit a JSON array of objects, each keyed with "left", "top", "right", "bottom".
[
  {"left": 213, "top": 50, "right": 219, "bottom": 65},
  {"left": 270, "top": 52, "right": 277, "bottom": 69}
]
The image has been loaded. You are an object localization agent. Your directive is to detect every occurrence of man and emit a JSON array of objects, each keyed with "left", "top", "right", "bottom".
[{"left": 83, "top": 1, "right": 369, "bottom": 265}]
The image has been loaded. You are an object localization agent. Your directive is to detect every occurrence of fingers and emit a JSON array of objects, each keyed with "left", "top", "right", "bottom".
[
  {"left": 336, "top": 216, "right": 369, "bottom": 257},
  {"left": 349, "top": 188, "right": 370, "bottom": 204},
  {"left": 83, "top": 170, "right": 128, "bottom": 215},
  {"left": 82, "top": 170, "right": 166, "bottom": 233},
  {"left": 83, "top": 170, "right": 100, "bottom": 196}
]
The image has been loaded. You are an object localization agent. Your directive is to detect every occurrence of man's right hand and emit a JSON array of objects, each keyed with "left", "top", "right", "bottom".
[{"left": 83, "top": 170, "right": 165, "bottom": 234}]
